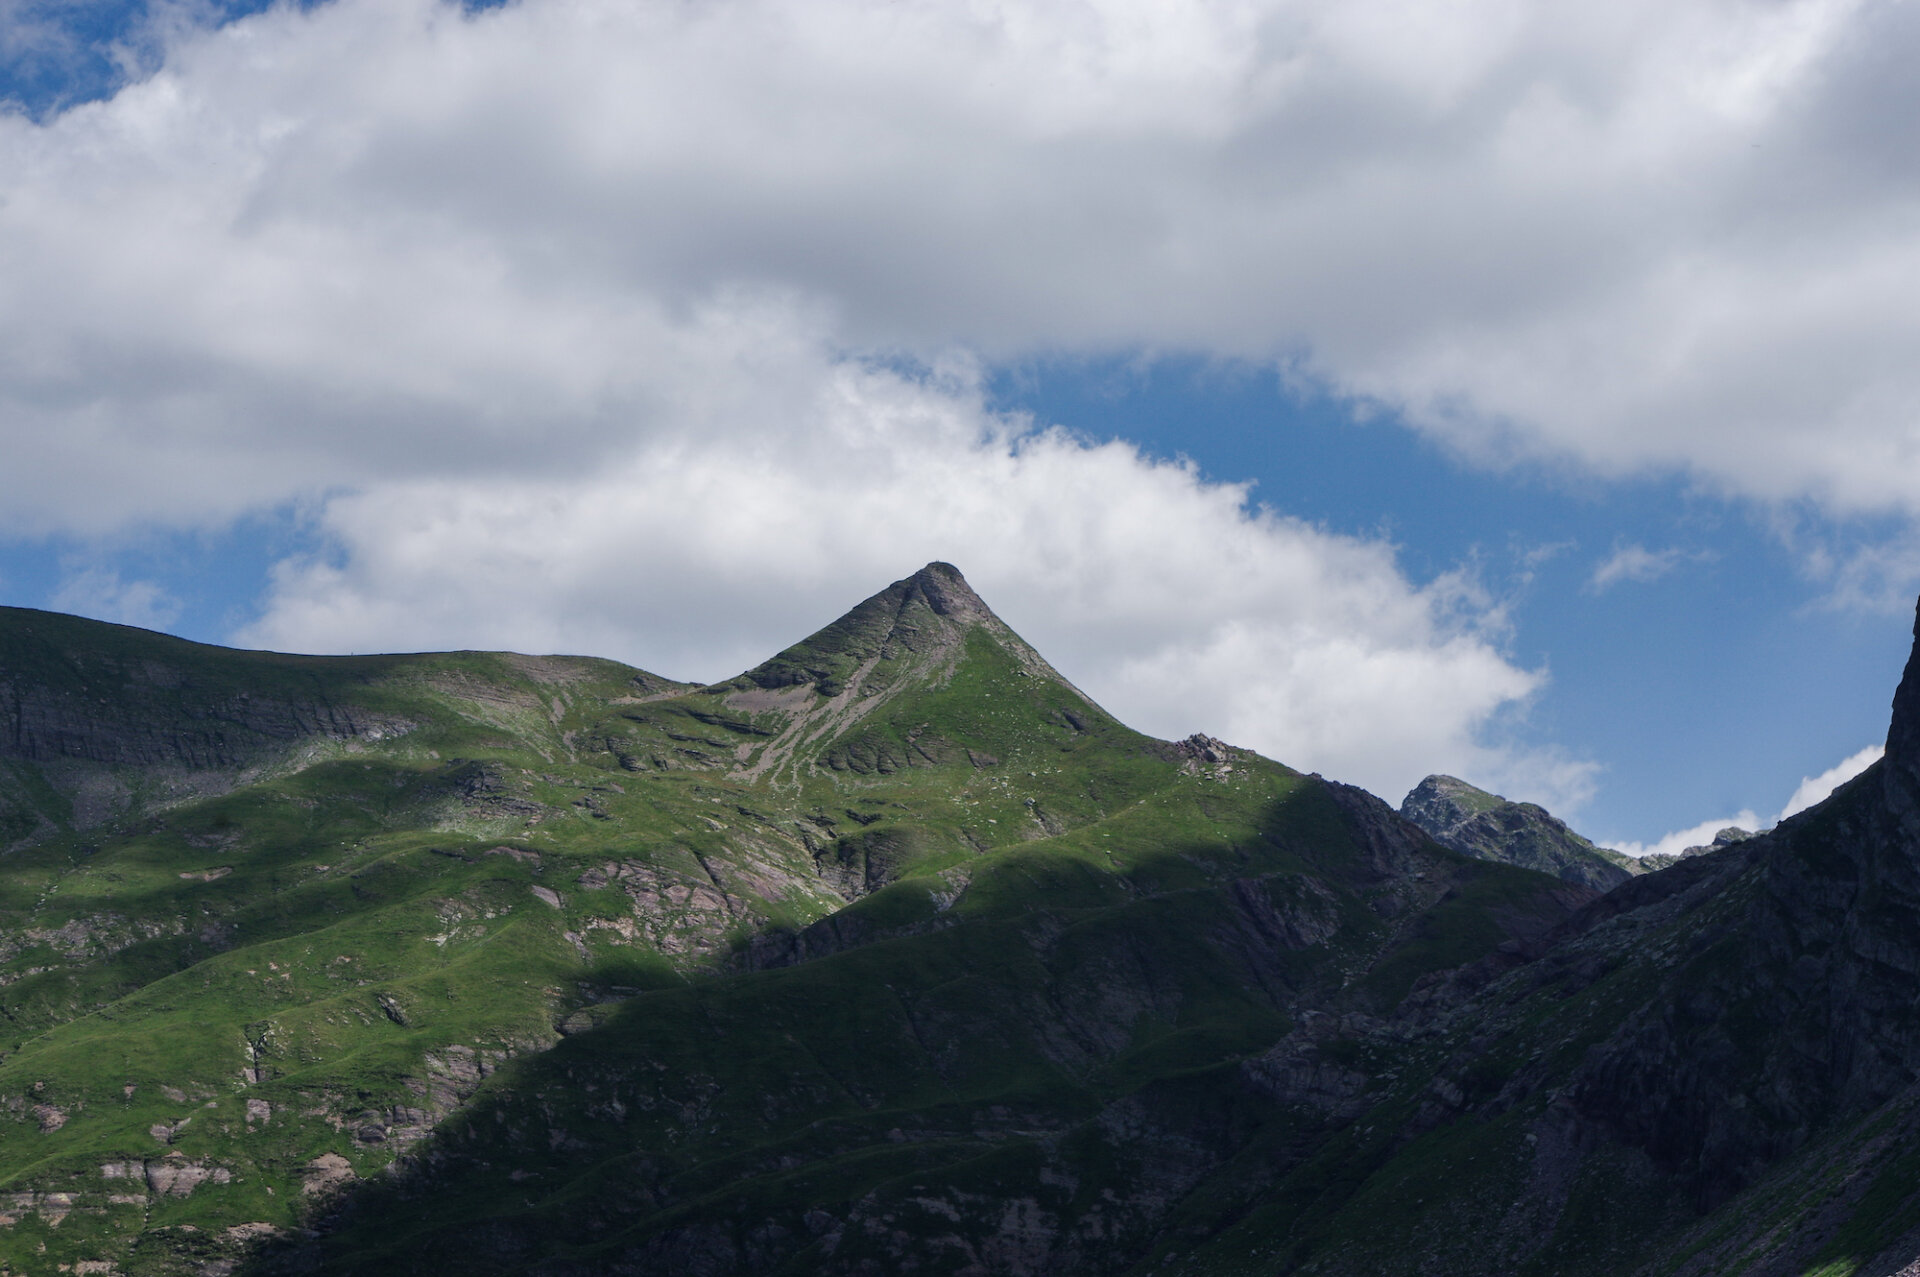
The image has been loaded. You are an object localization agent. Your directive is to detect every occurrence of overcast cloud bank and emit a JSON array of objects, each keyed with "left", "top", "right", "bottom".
[{"left": 5, "top": 0, "right": 1918, "bottom": 527}]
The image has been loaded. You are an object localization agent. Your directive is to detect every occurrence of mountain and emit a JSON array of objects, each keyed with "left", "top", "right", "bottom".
[
  {"left": 1400, "top": 774, "right": 1642, "bottom": 890},
  {"left": 8, "top": 565, "right": 1920, "bottom": 1276},
  {"left": 0, "top": 564, "right": 1588, "bottom": 1275}
]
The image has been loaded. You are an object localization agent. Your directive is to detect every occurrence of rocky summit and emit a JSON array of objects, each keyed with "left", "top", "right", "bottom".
[
  {"left": 3, "top": 566, "right": 1920, "bottom": 1276},
  {"left": 1400, "top": 773, "right": 1643, "bottom": 890}
]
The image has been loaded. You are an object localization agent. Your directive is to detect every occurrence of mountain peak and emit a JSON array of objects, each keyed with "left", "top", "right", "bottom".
[
  {"left": 1400, "top": 774, "right": 1504, "bottom": 838},
  {"left": 736, "top": 562, "right": 1080, "bottom": 702},
  {"left": 905, "top": 560, "right": 992, "bottom": 622}
]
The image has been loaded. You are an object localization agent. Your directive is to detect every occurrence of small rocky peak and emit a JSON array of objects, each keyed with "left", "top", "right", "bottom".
[
  {"left": 1400, "top": 773, "right": 1633, "bottom": 892},
  {"left": 1644, "top": 826, "right": 1757, "bottom": 870},
  {"left": 1706, "top": 826, "right": 1754, "bottom": 850},
  {"left": 1400, "top": 774, "right": 1503, "bottom": 840},
  {"left": 907, "top": 562, "right": 994, "bottom": 625}
]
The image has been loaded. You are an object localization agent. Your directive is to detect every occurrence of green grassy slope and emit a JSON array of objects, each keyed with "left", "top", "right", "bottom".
[{"left": 0, "top": 566, "right": 1593, "bottom": 1276}]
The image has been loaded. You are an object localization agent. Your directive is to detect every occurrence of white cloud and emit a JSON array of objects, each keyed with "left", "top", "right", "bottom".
[
  {"left": 1605, "top": 811, "right": 1762, "bottom": 862},
  {"left": 48, "top": 567, "right": 182, "bottom": 631},
  {"left": 0, "top": 0, "right": 1913, "bottom": 540},
  {"left": 236, "top": 346, "right": 1576, "bottom": 808},
  {"left": 1778, "top": 743, "right": 1883, "bottom": 820},
  {"left": 1587, "top": 544, "right": 1689, "bottom": 593}
]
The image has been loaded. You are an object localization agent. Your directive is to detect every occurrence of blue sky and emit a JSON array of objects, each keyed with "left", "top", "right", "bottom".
[
  {"left": 2, "top": 0, "right": 1916, "bottom": 852},
  {"left": 987, "top": 358, "right": 1913, "bottom": 844}
]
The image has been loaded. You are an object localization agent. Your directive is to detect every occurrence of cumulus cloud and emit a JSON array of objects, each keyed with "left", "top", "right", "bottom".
[
  {"left": 237, "top": 347, "right": 1573, "bottom": 807},
  {"left": 1779, "top": 744, "right": 1884, "bottom": 820}
]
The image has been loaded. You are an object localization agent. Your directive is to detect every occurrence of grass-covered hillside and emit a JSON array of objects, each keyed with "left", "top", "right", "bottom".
[
  {"left": 0, "top": 563, "right": 1597, "bottom": 1275},
  {"left": 256, "top": 581, "right": 1920, "bottom": 1277}
]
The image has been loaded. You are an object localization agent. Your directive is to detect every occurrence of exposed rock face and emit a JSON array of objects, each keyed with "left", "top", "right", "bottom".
[
  {"left": 0, "top": 610, "right": 413, "bottom": 771},
  {"left": 1885, "top": 596, "right": 1920, "bottom": 785},
  {"left": 0, "top": 607, "right": 413, "bottom": 839},
  {"left": 1400, "top": 773, "right": 1637, "bottom": 890}
]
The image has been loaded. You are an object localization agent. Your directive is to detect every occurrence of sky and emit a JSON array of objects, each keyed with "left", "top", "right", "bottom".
[{"left": 1, "top": 0, "right": 1917, "bottom": 855}]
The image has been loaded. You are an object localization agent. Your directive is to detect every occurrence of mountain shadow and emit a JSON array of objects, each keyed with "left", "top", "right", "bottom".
[{"left": 237, "top": 779, "right": 1586, "bottom": 1276}]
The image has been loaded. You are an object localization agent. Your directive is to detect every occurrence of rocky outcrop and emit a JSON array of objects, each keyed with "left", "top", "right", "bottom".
[
  {"left": 100, "top": 1155, "right": 233, "bottom": 1197},
  {"left": 1400, "top": 774, "right": 1637, "bottom": 890},
  {"left": 1637, "top": 825, "right": 1754, "bottom": 871}
]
